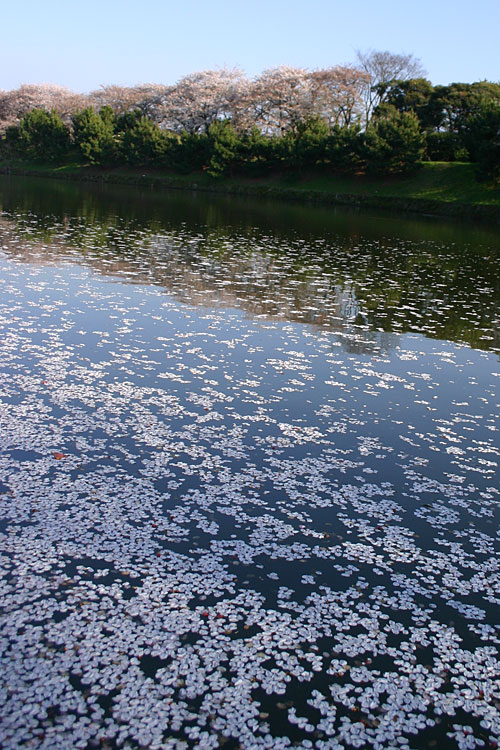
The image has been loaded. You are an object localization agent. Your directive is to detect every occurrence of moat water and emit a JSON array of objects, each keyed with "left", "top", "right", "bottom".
[{"left": 1, "top": 175, "right": 499, "bottom": 749}]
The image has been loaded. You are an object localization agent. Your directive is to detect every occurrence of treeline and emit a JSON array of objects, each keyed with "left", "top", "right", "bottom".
[
  {"left": 378, "top": 78, "right": 500, "bottom": 177},
  {"left": 1, "top": 52, "right": 499, "bottom": 182},
  {"left": 2, "top": 106, "right": 429, "bottom": 176}
]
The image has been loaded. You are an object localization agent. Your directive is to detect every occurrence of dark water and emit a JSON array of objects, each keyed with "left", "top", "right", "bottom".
[{"left": 0, "top": 175, "right": 499, "bottom": 750}]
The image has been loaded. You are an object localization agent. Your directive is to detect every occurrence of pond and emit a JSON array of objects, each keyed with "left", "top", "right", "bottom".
[{"left": 0, "top": 175, "right": 499, "bottom": 750}]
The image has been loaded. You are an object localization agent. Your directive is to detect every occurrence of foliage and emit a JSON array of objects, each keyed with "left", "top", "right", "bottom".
[
  {"left": 284, "top": 117, "right": 330, "bottom": 171},
  {"left": 237, "top": 127, "right": 275, "bottom": 176},
  {"left": 374, "top": 79, "right": 500, "bottom": 162},
  {"left": 207, "top": 121, "right": 242, "bottom": 176},
  {"left": 5, "top": 108, "right": 70, "bottom": 162},
  {"left": 467, "top": 103, "right": 500, "bottom": 183},
  {"left": 115, "top": 110, "right": 143, "bottom": 133},
  {"left": 98, "top": 105, "right": 116, "bottom": 130},
  {"left": 362, "top": 109, "right": 425, "bottom": 174},
  {"left": 1, "top": 56, "right": 500, "bottom": 185},
  {"left": 325, "top": 125, "right": 364, "bottom": 173},
  {"left": 164, "top": 131, "right": 211, "bottom": 173},
  {"left": 424, "top": 82, "right": 500, "bottom": 159},
  {"left": 119, "top": 115, "right": 167, "bottom": 165},
  {"left": 425, "top": 130, "right": 468, "bottom": 161},
  {"left": 426, "top": 82, "right": 500, "bottom": 135},
  {"left": 72, "top": 108, "right": 117, "bottom": 165},
  {"left": 375, "top": 78, "right": 434, "bottom": 121}
]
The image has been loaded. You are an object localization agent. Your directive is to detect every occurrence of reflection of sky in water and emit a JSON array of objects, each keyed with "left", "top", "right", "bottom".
[{"left": 0, "top": 189, "right": 499, "bottom": 750}]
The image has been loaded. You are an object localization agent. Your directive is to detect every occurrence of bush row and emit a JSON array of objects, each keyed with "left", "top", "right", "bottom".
[{"left": 2, "top": 104, "right": 499, "bottom": 182}]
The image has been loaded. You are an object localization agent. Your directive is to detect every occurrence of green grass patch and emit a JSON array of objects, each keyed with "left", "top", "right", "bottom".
[
  {"left": 2, "top": 160, "right": 499, "bottom": 214},
  {"left": 273, "top": 163, "right": 500, "bottom": 205}
]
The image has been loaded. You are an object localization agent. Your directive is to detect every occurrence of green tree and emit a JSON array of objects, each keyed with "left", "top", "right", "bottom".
[
  {"left": 325, "top": 125, "right": 363, "bottom": 173},
  {"left": 476, "top": 130, "right": 500, "bottom": 184},
  {"left": 72, "top": 107, "right": 117, "bottom": 165},
  {"left": 120, "top": 116, "right": 166, "bottom": 165},
  {"left": 7, "top": 108, "right": 70, "bottom": 162},
  {"left": 115, "top": 110, "right": 143, "bottom": 133},
  {"left": 238, "top": 127, "right": 274, "bottom": 176},
  {"left": 375, "top": 78, "right": 434, "bottom": 124},
  {"left": 207, "top": 120, "right": 242, "bottom": 176},
  {"left": 426, "top": 82, "right": 500, "bottom": 135},
  {"left": 363, "top": 108, "right": 425, "bottom": 174},
  {"left": 466, "top": 102, "right": 500, "bottom": 182},
  {"left": 425, "top": 131, "right": 468, "bottom": 161},
  {"left": 164, "top": 131, "right": 211, "bottom": 173},
  {"left": 423, "top": 82, "right": 500, "bottom": 159},
  {"left": 286, "top": 117, "right": 330, "bottom": 172},
  {"left": 98, "top": 105, "right": 116, "bottom": 130}
]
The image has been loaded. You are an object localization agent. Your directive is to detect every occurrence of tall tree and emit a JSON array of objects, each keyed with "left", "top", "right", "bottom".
[
  {"left": 0, "top": 84, "right": 85, "bottom": 132},
  {"left": 425, "top": 81, "right": 500, "bottom": 134},
  {"left": 375, "top": 78, "right": 434, "bottom": 122},
  {"left": 309, "top": 66, "right": 369, "bottom": 127},
  {"left": 356, "top": 50, "right": 426, "bottom": 126},
  {"left": 156, "top": 68, "right": 247, "bottom": 134},
  {"left": 466, "top": 102, "right": 500, "bottom": 181},
  {"left": 247, "top": 66, "right": 311, "bottom": 135},
  {"left": 88, "top": 84, "right": 170, "bottom": 116}
]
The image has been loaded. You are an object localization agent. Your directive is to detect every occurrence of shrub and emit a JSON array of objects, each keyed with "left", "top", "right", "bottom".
[
  {"left": 9, "top": 108, "right": 70, "bottom": 162},
  {"left": 120, "top": 117, "right": 166, "bottom": 165},
  {"left": 363, "top": 109, "right": 425, "bottom": 174},
  {"left": 72, "top": 107, "right": 117, "bottom": 165},
  {"left": 207, "top": 121, "right": 242, "bottom": 176}
]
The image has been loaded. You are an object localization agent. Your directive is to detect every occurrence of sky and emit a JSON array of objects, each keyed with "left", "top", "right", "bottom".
[{"left": 2, "top": 0, "right": 499, "bottom": 92}]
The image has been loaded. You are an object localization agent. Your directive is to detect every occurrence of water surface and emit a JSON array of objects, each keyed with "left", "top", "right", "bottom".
[{"left": 1, "top": 176, "right": 499, "bottom": 749}]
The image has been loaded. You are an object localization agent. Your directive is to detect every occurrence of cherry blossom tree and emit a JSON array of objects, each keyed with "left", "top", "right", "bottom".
[
  {"left": 88, "top": 84, "right": 170, "bottom": 116},
  {"left": 246, "top": 66, "right": 311, "bottom": 135},
  {"left": 0, "top": 53, "right": 426, "bottom": 139},
  {"left": 309, "top": 66, "right": 370, "bottom": 128},
  {"left": 155, "top": 68, "right": 248, "bottom": 134},
  {"left": 0, "top": 84, "right": 85, "bottom": 132}
]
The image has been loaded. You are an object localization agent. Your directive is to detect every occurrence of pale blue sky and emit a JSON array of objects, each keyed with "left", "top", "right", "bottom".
[{"left": 2, "top": 0, "right": 499, "bottom": 92}]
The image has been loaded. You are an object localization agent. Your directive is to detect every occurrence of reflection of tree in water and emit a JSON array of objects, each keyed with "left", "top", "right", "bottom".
[
  {"left": 348, "top": 242, "right": 500, "bottom": 353},
  {"left": 0, "top": 176, "right": 499, "bottom": 357},
  {"left": 336, "top": 329, "right": 400, "bottom": 355},
  {"left": 0, "top": 218, "right": 370, "bottom": 343}
]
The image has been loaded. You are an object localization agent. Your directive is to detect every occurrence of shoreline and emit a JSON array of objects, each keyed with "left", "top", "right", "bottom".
[{"left": 1, "top": 164, "right": 500, "bottom": 224}]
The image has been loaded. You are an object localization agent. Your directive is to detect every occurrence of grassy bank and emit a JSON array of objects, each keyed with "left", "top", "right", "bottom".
[{"left": 1, "top": 161, "right": 500, "bottom": 222}]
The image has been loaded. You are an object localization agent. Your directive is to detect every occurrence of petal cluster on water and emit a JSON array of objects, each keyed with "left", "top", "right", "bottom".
[{"left": 0, "top": 201, "right": 499, "bottom": 750}]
